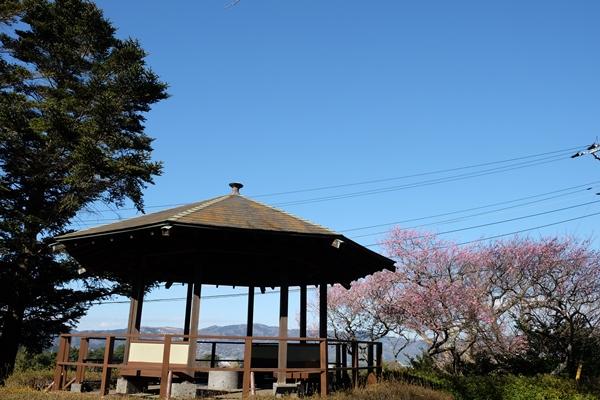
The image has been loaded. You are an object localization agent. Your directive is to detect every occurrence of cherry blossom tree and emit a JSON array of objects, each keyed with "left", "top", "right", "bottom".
[
  {"left": 382, "top": 229, "right": 512, "bottom": 372},
  {"left": 383, "top": 230, "right": 600, "bottom": 374},
  {"left": 327, "top": 228, "right": 600, "bottom": 375},
  {"left": 326, "top": 272, "right": 410, "bottom": 360},
  {"left": 495, "top": 237, "right": 600, "bottom": 375}
]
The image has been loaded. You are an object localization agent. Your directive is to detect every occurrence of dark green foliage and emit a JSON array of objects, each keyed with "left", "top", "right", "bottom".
[
  {"left": 508, "top": 320, "right": 600, "bottom": 378},
  {"left": 14, "top": 348, "right": 55, "bottom": 372},
  {"left": 85, "top": 344, "right": 125, "bottom": 363},
  {"left": 387, "top": 367, "right": 599, "bottom": 400},
  {"left": 0, "top": 0, "right": 167, "bottom": 380}
]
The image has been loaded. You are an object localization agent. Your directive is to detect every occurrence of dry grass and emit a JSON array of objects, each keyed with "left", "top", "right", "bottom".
[
  {"left": 329, "top": 381, "right": 454, "bottom": 400},
  {"left": 0, "top": 381, "right": 453, "bottom": 400},
  {"left": 0, "top": 386, "right": 134, "bottom": 400},
  {"left": 254, "top": 381, "right": 453, "bottom": 400}
]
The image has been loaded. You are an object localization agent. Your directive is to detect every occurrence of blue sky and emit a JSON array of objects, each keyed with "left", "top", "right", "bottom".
[{"left": 75, "top": 0, "right": 600, "bottom": 331}]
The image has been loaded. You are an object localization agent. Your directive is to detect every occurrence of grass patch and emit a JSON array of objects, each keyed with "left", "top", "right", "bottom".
[
  {"left": 0, "top": 381, "right": 452, "bottom": 400},
  {"left": 4, "top": 369, "right": 55, "bottom": 391},
  {"left": 0, "top": 387, "right": 119, "bottom": 400},
  {"left": 328, "top": 381, "right": 454, "bottom": 400},
  {"left": 254, "top": 381, "right": 453, "bottom": 400},
  {"left": 7, "top": 367, "right": 596, "bottom": 400},
  {"left": 385, "top": 367, "right": 599, "bottom": 400}
]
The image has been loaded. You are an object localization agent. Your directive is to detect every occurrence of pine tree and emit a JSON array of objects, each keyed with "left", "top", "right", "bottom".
[{"left": 0, "top": 0, "right": 168, "bottom": 380}]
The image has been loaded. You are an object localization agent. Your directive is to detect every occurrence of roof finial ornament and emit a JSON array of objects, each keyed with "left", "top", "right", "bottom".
[{"left": 229, "top": 182, "right": 244, "bottom": 195}]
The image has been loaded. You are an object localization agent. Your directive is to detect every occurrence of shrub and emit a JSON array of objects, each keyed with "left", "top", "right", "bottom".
[
  {"left": 3, "top": 369, "right": 54, "bottom": 391},
  {"left": 500, "top": 375, "right": 597, "bottom": 400},
  {"left": 427, "top": 373, "right": 597, "bottom": 400},
  {"left": 14, "top": 348, "right": 56, "bottom": 372},
  {"left": 385, "top": 364, "right": 599, "bottom": 400}
]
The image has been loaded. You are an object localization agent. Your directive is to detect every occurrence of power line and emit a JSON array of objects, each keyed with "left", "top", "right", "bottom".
[
  {"left": 74, "top": 145, "right": 584, "bottom": 218},
  {"left": 95, "top": 286, "right": 317, "bottom": 305},
  {"left": 91, "top": 210, "right": 600, "bottom": 305},
  {"left": 89, "top": 209, "right": 600, "bottom": 304},
  {"left": 350, "top": 187, "right": 599, "bottom": 239},
  {"left": 342, "top": 181, "right": 599, "bottom": 233},
  {"left": 406, "top": 200, "right": 600, "bottom": 239},
  {"left": 452, "top": 211, "right": 600, "bottom": 247},
  {"left": 253, "top": 145, "right": 583, "bottom": 198},
  {"left": 365, "top": 209, "right": 600, "bottom": 248},
  {"left": 273, "top": 154, "right": 569, "bottom": 207},
  {"left": 75, "top": 149, "right": 579, "bottom": 225},
  {"left": 74, "top": 178, "right": 599, "bottom": 242}
]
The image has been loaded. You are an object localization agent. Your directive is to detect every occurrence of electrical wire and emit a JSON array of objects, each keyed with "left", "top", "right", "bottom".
[
  {"left": 343, "top": 181, "right": 599, "bottom": 234},
  {"left": 253, "top": 145, "right": 583, "bottom": 198},
  {"left": 89, "top": 209, "right": 600, "bottom": 305},
  {"left": 74, "top": 145, "right": 583, "bottom": 218},
  {"left": 350, "top": 189, "right": 600, "bottom": 239},
  {"left": 364, "top": 209, "right": 600, "bottom": 248},
  {"left": 75, "top": 180, "right": 600, "bottom": 239},
  {"left": 95, "top": 286, "right": 316, "bottom": 305},
  {"left": 273, "top": 154, "right": 569, "bottom": 207}
]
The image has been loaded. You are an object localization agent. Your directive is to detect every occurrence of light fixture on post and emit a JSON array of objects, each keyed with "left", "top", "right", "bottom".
[
  {"left": 331, "top": 238, "right": 344, "bottom": 249},
  {"left": 51, "top": 243, "right": 65, "bottom": 253}
]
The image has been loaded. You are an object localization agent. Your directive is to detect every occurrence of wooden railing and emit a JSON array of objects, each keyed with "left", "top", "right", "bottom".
[{"left": 53, "top": 333, "right": 382, "bottom": 399}]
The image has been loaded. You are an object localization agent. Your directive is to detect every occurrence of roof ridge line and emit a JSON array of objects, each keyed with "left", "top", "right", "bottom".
[
  {"left": 168, "top": 195, "right": 230, "bottom": 222},
  {"left": 239, "top": 195, "right": 338, "bottom": 235}
]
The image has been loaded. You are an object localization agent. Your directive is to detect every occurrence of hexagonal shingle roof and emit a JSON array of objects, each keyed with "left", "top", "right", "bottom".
[{"left": 57, "top": 185, "right": 335, "bottom": 240}]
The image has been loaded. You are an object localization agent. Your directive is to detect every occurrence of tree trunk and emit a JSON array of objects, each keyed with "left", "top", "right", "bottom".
[{"left": 0, "top": 302, "right": 25, "bottom": 382}]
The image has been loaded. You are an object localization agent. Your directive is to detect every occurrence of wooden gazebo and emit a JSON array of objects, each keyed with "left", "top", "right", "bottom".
[{"left": 52, "top": 183, "right": 394, "bottom": 398}]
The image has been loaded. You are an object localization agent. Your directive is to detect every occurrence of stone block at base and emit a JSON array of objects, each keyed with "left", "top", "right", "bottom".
[
  {"left": 208, "top": 370, "right": 240, "bottom": 390},
  {"left": 116, "top": 377, "right": 145, "bottom": 394},
  {"left": 70, "top": 383, "right": 82, "bottom": 393},
  {"left": 273, "top": 382, "right": 300, "bottom": 398},
  {"left": 171, "top": 381, "right": 198, "bottom": 399}
]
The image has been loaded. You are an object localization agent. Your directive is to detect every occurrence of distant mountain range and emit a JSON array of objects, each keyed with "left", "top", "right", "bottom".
[{"left": 63, "top": 324, "right": 425, "bottom": 365}]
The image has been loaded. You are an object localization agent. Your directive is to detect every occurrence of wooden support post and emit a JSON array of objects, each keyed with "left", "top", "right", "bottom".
[
  {"left": 341, "top": 343, "right": 349, "bottom": 388},
  {"left": 320, "top": 339, "right": 328, "bottom": 397},
  {"left": 51, "top": 336, "right": 65, "bottom": 391},
  {"left": 319, "top": 283, "right": 328, "bottom": 339},
  {"left": 52, "top": 336, "right": 71, "bottom": 391},
  {"left": 100, "top": 336, "right": 115, "bottom": 396},
  {"left": 187, "top": 275, "right": 201, "bottom": 367},
  {"left": 183, "top": 283, "right": 193, "bottom": 341},
  {"left": 335, "top": 343, "right": 341, "bottom": 384},
  {"left": 367, "top": 343, "right": 374, "bottom": 374},
  {"left": 159, "top": 335, "right": 172, "bottom": 399},
  {"left": 341, "top": 343, "right": 348, "bottom": 369},
  {"left": 126, "top": 280, "right": 144, "bottom": 336},
  {"left": 277, "top": 285, "right": 289, "bottom": 384},
  {"left": 299, "top": 285, "right": 307, "bottom": 339},
  {"left": 246, "top": 286, "right": 254, "bottom": 337},
  {"left": 75, "top": 337, "right": 89, "bottom": 383},
  {"left": 242, "top": 337, "right": 253, "bottom": 399},
  {"left": 376, "top": 342, "right": 383, "bottom": 379},
  {"left": 210, "top": 342, "right": 217, "bottom": 368},
  {"left": 124, "top": 278, "right": 144, "bottom": 362},
  {"left": 351, "top": 341, "right": 359, "bottom": 389}
]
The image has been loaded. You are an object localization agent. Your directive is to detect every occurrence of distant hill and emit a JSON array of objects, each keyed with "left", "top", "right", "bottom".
[{"left": 61, "top": 324, "right": 425, "bottom": 365}]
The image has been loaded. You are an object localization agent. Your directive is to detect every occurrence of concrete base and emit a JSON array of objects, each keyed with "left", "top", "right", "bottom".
[
  {"left": 70, "top": 383, "right": 82, "bottom": 393},
  {"left": 208, "top": 370, "right": 240, "bottom": 390},
  {"left": 273, "top": 382, "right": 300, "bottom": 398},
  {"left": 171, "top": 381, "right": 198, "bottom": 399},
  {"left": 116, "top": 377, "right": 145, "bottom": 394}
]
